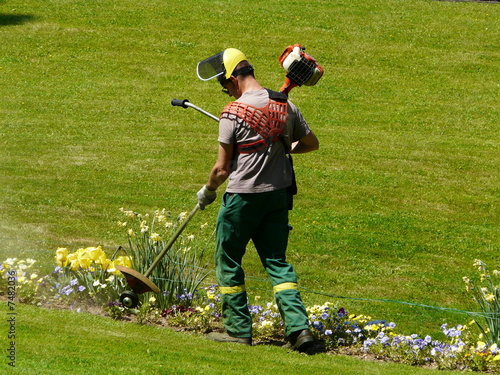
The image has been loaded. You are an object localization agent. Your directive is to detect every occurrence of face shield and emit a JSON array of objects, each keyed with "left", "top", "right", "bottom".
[
  {"left": 197, "top": 48, "right": 251, "bottom": 85},
  {"left": 196, "top": 51, "right": 225, "bottom": 82}
]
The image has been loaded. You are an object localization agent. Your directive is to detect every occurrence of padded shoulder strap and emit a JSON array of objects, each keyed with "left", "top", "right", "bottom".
[{"left": 265, "top": 88, "right": 288, "bottom": 102}]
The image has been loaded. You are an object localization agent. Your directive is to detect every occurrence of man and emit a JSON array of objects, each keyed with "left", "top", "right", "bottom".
[{"left": 196, "top": 48, "right": 319, "bottom": 352}]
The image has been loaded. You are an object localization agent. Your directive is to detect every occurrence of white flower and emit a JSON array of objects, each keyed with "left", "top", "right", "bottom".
[
  {"left": 150, "top": 233, "right": 162, "bottom": 242},
  {"left": 4, "top": 258, "right": 17, "bottom": 266}
]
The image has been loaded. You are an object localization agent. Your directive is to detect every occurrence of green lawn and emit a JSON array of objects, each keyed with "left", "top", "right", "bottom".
[
  {"left": 9, "top": 302, "right": 466, "bottom": 374},
  {"left": 0, "top": 0, "right": 498, "bottom": 373}
]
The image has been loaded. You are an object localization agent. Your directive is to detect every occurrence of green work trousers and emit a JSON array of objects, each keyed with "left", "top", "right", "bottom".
[{"left": 215, "top": 188, "right": 309, "bottom": 338}]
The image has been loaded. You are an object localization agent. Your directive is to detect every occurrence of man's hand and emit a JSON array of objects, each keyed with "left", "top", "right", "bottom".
[{"left": 197, "top": 185, "right": 217, "bottom": 210}]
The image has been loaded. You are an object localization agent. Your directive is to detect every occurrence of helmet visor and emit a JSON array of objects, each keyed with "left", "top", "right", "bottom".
[{"left": 196, "top": 51, "right": 225, "bottom": 81}]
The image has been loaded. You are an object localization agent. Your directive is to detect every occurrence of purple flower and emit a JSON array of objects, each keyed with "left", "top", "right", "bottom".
[
  {"left": 60, "top": 285, "right": 74, "bottom": 296},
  {"left": 381, "top": 337, "right": 390, "bottom": 346},
  {"left": 363, "top": 338, "right": 376, "bottom": 348},
  {"left": 392, "top": 335, "right": 403, "bottom": 346},
  {"left": 441, "top": 325, "right": 462, "bottom": 338},
  {"left": 312, "top": 321, "right": 324, "bottom": 331},
  {"left": 248, "top": 305, "right": 262, "bottom": 314}
]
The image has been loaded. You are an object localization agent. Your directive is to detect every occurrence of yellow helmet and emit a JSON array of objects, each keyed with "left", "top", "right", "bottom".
[{"left": 197, "top": 48, "right": 252, "bottom": 83}]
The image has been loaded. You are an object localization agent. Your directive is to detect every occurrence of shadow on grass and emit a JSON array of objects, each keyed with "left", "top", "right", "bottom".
[{"left": 0, "top": 13, "right": 35, "bottom": 26}]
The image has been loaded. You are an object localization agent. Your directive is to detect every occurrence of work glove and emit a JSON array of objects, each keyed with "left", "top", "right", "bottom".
[{"left": 197, "top": 185, "right": 217, "bottom": 210}]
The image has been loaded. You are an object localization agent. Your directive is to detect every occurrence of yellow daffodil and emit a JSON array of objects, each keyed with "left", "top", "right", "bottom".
[
  {"left": 120, "top": 208, "right": 136, "bottom": 218},
  {"left": 150, "top": 233, "right": 162, "bottom": 243},
  {"left": 484, "top": 293, "right": 495, "bottom": 302}
]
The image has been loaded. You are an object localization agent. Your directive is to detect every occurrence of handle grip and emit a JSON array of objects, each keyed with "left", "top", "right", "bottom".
[{"left": 171, "top": 98, "right": 189, "bottom": 108}]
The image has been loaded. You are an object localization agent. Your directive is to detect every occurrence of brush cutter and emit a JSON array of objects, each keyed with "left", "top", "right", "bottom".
[
  {"left": 278, "top": 44, "right": 324, "bottom": 96},
  {"left": 172, "top": 43, "right": 323, "bottom": 120},
  {"left": 116, "top": 203, "right": 200, "bottom": 308},
  {"left": 171, "top": 99, "right": 219, "bottom": 122}
]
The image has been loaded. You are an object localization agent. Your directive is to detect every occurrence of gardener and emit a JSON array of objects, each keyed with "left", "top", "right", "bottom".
[{"left": 196, "top": 48, "right": 319, "bottom": 351}]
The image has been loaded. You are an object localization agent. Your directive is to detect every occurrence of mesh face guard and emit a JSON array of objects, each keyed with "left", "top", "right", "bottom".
[{"left": 197, "top": 51, "right": 225, "bottom": 82}]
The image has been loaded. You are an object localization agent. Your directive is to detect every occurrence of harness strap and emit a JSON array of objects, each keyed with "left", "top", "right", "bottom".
[{"left": 220, "top": 92, "right": 289, "bottom": 154}]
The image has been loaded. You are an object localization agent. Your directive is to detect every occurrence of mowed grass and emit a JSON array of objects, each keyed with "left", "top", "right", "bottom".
[{"left": 0, "top": 0, "right": 498, "bottom": 372}]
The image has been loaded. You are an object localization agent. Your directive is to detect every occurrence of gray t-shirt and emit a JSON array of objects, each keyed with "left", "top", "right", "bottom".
[{"left": 218, "top": 88, "right": 311, "bottom": 193}]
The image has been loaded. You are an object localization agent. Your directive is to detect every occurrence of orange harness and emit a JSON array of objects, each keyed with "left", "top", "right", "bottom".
[{"left": 220, "top": 98, "right": 289, "bottom": 154}]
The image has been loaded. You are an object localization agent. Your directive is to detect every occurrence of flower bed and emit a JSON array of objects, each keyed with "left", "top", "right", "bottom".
[
  {"left": 1, "top": 209, "right": 499, "bottom": 371},
  {"left": 1, "top": 254, "right": 499, "bottom": 371}
]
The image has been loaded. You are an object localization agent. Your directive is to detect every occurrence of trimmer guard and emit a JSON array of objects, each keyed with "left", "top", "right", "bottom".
[{"left": 116, "top": 265, "right": 160, "bottom": 294}]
